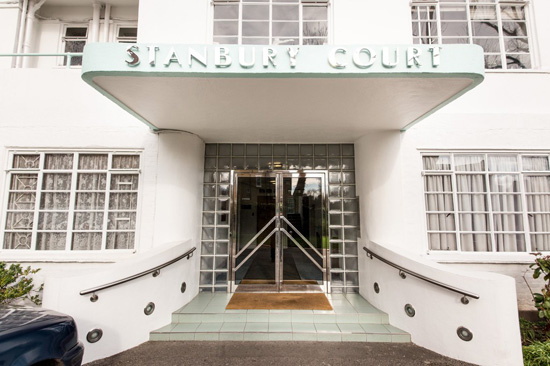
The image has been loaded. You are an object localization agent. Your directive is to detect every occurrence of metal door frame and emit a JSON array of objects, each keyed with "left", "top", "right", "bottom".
[{"left": 229, "top": 170, "right": 328, "bottom": 293}]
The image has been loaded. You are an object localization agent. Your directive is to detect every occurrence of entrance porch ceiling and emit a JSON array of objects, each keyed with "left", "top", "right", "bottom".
[{"left": 82, "top": 44, "right": 484, "bottom": 142}]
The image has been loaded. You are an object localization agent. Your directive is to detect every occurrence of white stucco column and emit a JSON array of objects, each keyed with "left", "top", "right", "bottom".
[{"left": 152, "top": 131, "right": 204, "bottom": 247}]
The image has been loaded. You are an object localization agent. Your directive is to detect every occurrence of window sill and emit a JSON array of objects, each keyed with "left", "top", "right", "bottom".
[
  {"left": 485, "top": 69, "right": 550, "bottom": 75},
  {"left": 0, "top": 249, "right": 136, "bottom": 263},
  {"left": 424, "top": 251, "right": 539, "bottom": 264}
]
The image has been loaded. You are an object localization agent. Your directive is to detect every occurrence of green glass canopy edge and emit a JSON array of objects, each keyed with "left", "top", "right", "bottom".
[{"left": 81, "top": 43, "right": 485, "bottom": 132}]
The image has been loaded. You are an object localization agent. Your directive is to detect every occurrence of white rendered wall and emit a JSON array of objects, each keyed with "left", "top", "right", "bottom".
[
  {"left": 360, "top": 241, "right": 523, "bottom": 366},
  {"left": 138, "top": 0, "right": 208, "bottom": 44},
  {"left": 0, "top": 2, "right": 20, "bottom": 68},
  {"left": 42, "top": 240, "right": 198, "bottom": 364}
]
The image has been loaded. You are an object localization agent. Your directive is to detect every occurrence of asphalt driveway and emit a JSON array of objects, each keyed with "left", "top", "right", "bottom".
[{"left": 85, "top": 341, "right": 475, "bottom": 366}]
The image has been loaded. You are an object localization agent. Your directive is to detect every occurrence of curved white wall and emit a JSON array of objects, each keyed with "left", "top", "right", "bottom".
[
  {"left": 42, "top": 240, "right": 198, "bottom": 364},
  {"left": 360, "top": 241, "right": 522, "bottom": 366}
]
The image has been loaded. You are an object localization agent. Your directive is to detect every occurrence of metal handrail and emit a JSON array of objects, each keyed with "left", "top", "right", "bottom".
[
  {"left": 363, "top": 247, "right": 480, "bottom": 303},
  {"left": 0, "top": 53, "right": 84, "bottom": 69},
  {"left": 80, "top": 246, "right": 196, "bottom": 301}
]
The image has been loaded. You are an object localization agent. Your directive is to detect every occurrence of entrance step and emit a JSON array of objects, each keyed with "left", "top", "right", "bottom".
[{"left": 150, "top": 293, "right": 410, "bottom": 343}]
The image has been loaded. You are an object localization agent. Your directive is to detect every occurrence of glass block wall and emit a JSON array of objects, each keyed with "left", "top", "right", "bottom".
[{"left": 200, "top": 143, "right": 360, "bottom": 293}]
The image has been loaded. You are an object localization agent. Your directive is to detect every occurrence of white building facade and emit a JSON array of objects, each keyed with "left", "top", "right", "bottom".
[{"left": 1, "top": 0, "right": 549, "bottom": 365}]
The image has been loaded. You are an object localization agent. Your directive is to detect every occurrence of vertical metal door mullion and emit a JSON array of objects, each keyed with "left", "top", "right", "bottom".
[{"left": 275, "top": 171, "right": 282, "bottom": 292}]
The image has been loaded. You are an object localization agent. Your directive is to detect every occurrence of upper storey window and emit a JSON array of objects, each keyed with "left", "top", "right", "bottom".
[
  {"left": 62, "top": 26, "right": 87, "bottom": 66},
  {"left": 411, "top": 0, "right": 531, "bottom": 70},
  {"left": 213, "top": 0, "right": 329, "bottom": 46}
]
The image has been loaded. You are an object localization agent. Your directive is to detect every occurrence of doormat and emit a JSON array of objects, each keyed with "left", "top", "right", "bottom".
[{"left": 226, "top": 293, "right": 333, "bottom": 310}]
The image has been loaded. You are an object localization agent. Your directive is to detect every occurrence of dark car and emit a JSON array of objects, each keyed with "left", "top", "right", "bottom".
[{"left": 0, "top": 307, "right": 84, "bottom": 366}]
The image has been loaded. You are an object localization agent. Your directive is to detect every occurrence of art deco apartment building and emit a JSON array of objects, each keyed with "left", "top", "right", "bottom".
[{"left": 1, "top": 0, "right": 548, "bottom": 364}]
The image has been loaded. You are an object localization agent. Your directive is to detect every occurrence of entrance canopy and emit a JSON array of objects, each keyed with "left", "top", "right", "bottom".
[{"left": 82, "top": 44, "right": 484, "bottom": 142}]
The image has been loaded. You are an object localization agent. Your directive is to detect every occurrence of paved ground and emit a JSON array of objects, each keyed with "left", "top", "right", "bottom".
[{"left": 85, "top": 341, "right": 475, "bottom": 366}]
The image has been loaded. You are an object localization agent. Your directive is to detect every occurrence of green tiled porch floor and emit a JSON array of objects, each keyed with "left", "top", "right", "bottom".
[{"left": 150, "top": 293, "right": 410, "bottom": 342}]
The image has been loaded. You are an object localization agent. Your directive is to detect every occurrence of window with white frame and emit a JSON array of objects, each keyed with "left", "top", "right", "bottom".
[
  {"left": 213, "top": 0, "right": 329, "bottom": 45},
  {"left": 115, "top": 26, "right": 138, "bottom": 43},
  {"left": 411, "top": 0, "right": 531, "bottom": 69},
  {"left": 423, "top": 153, "right": 550, "bottom": 253},
  {"left": 3, "top": 152, "right": 140, "bottom": 251},
  {"left": 62, "top": 26, "right": 88, "bottom": 66}
]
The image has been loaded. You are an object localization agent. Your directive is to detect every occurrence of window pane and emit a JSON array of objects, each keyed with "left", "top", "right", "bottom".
[
  {"left": 75, "top": 192, "right": 105, "bottom": 210},
  {"left": 303, "top": 6, "right": 327, "bottom": 21},
  {"left": 77, "top": 173, "right": 107, "bottom": 190},
  {"left": 108, "top": 212, "right": 136, "bottom": 230},
  {"left": 424, "top": 175, "right": 452, "bottom": 192},
  {"left": 36, "top": 233, "right": 66, "bottom": 250},
  {"left": 112, "top": 155, "right": 140, "bottom": 169},
  {"left": 427, "top": 213, "right": 456, "bottom": 231},
  {"left": 79, "top": 154, "right": 108, "bottom": 170},
  {"left": 13, "top": 154, "right": 40, "bottom": 169},
  {"left": 471, "top": 21, "right": 499, "bottom": 37},
  {"left": 524, "top": 176, "right": 550, "bottom": 194},
  {"left": 40, "top": 192, "right": 70, "bottom": 210},
  {"left": 73, "top": 212, "right": 104, "bottom": 230},
  {"left": 455, "top": 155, "right": 485, "bottom": 171},
  {"left": 489, "top": 174, "right": 520, "bottom": 193},
  {"left": 303, "top": 21, "right": 328, "bottom": 38},
  {"left": 8, "top": 192, "right": 36, "bottom": 210},
  {"left": 4, "top": 233, "right": 32, "bottom": 249},
  {"left": 484, "top": 54, "right": 502, "bottom": 69},
  {"left": 242, "top": 21, "right": 269, "bottom": 37},
  {"left": 495, "top": 234, "right": 525, "bottom": 252},
  {"left": 72, "top": 233, "right": 102, "bottom": 250},
  {"left": 470, "top": 5, "right": 496, "bottom": 20},
  {"left": 38, "top": 212, "right": 68, "bottom": 230},
  {"left": 459, "top": 213, "right": 489, "bottom": 231},
  {"left": 523, "top": 157, "right": 550, "bottom": 172},
  {"left": 423, "top": 156, "right": 451, "bottom": 170},
  {"left": 111, "top": 174, "right": 139, "bottom": 190},
  {"left": 500, "top": 5, "right": 525, "bottom": 21},
  {"left": 525, "top": 194, "right": 550, "bottom": 213},
  {"left": 109, "top": 192, "right": 138, "bottom": 210},
  {"left": 493, "top": 214, "right": 524, "bottom": 231},
  {"left": 531, "top": 234, "right": 550, "bottom": 252},
  {"left": 440, "top": 4, "right": 467, "bottom": 21},
  {"left": 42, "top": 174, "right": 72, "bottom": 190},
  {"left": 6, "top": 212, "right": 34, "bottom": 230},
  {"left": 425, "top": 193, "right": 454, "bottom": 211},
  {"left": 273, "top": 22, "right": 299, "bottom": 37},
  {"left": 44, "top": 154, "right": 73, "bottom": 170},
  {"left": 460, "top": 234, "right": 491, "bottom": 251},
  {"left": 273, "top": 5, "right": 299, "bottom": 21},
  {"left": 506, "top": 54, "right": 531, "bottom": 69},
  {"left": 65, "top": 27, "right": 87, "bottom": 37},
  {"left": 214, "top": 4, "right": 239, "bottom": 19},
  {"left": 491, "top": 194, "right": 522, "bottom": 212},
  {"left": 457, "top": 194, "right": 487, "bottom": 211},
  {"left": 428, "top": 233, "right": 457, "bottom": 251},
  {"left": 243, "top": 4, "right": 269, "bottom": 20},
  {"left": 214, "top": 21, "right": 239, "bottom": 36},
  {"left": 528, "top": 214, "right": 550, "bottom": 233},
  {"left": 11, "top": 174, "right": 37, "bottom": 190},
  {"left": 473, "top": 38, "right": 500, "bottom": 53},
  {"left": 106, "top": 232, "right": 135, "bottom": 249},
  {"left": 456, "top": 174, "right": 486, "bottom": 192}
]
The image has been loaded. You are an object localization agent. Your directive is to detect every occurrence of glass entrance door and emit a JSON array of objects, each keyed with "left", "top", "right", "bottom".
[{"left": 230, "top": 171, "right": 327, "bottom": 293}]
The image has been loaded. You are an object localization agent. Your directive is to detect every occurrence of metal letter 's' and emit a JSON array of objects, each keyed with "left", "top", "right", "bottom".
[
  {"left": 328, "top": 48, "right": 347, "bottom": 69},
  {"left": 189, "top": 47, "right": 207, "bottom": 67},
  {"left": 263, "top": 47, "right": 277, "bottom": 68},
  {"left": 287, "top": 47, "right": 300, "bottom": 68},
  {"left": 407, "top": 47, "right": 422, "bottom": 67},
  {"left": 352, "top": 48, "right": 376, "bottom": 68},
  {"left": 147, "top": 46, "right": 159, "bottom": 66},
  {"left": 215, "top": 47, "right": 232, "bottom": 67},
  {"left": 126, "top": 45, "right": 140, "bottom": 66},
  {"left": 382, "top": 47, "right": 398, "bottom": 68},
  {"left": 163, "top": 47, "right": 183, "bottom": 67},
  {"left": 429, "top": 46, "right": 441, "bottom": 67},
  {"left": 239, "top": 47, "right": 255, "bottom": 69}
]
